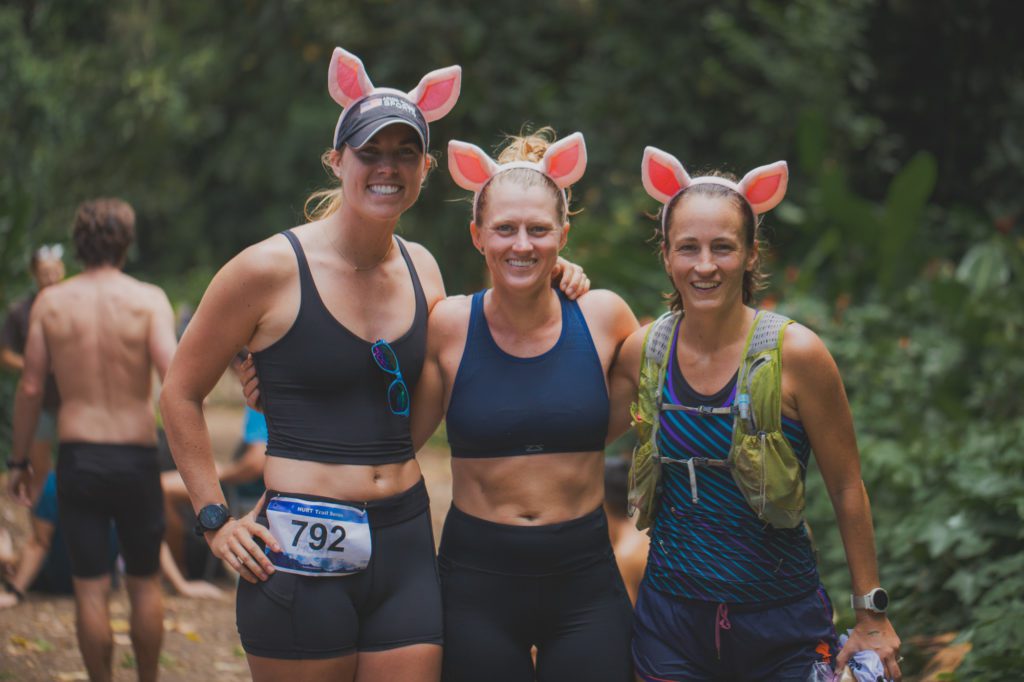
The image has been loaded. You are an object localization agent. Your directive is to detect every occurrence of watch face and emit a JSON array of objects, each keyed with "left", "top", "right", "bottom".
[
  {"left": 199, "top": 505, "right": 228, "bottom": 531},
  {"left": 871, "top": 589, "right": 889, "bottom": 611}
]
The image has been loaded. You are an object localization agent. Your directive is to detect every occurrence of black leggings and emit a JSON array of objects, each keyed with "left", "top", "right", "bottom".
[{"left": 438, "top": 505, "right": 634, "bottom": 682}]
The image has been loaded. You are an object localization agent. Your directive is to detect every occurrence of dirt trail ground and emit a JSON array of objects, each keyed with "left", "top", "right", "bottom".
[
  {"left": 0, "top": 403, "right": 964, "bottom": 681},
  {"left": 0, "top": 404, "right": 453, "bottom": 681}
]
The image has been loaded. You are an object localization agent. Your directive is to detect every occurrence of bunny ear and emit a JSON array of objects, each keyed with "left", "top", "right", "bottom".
[
  {"left": 328, "top": 47, "right": 374, "bottom": 108},
  {"left": 541, "top": 132, "right": 587, "bottom": 188},
  {"left": 408, "top": 66, "right": 462, "bottom": 123},
  {"left": 642, "top": 147, "right": 691, "bottom": 204},
  {"left": 448, "top": 140, "right": 500, "bottom": 192},
  {"left": 739, "top": 161, "right": 788, "bottom": 214}
]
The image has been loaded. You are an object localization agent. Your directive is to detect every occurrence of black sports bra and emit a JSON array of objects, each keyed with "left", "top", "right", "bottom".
[{"left": 252, "top": 230, "right": 427, "bottom": 465}]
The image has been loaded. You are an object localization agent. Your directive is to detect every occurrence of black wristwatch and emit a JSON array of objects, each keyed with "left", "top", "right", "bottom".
[
  {"left": 851, "top": 587, "right": 889, "bottom": 614},
  {"left": 194, "top": 504, "right": 231, "bottom": 537},
  {"left": 5, "top": 458, "right": 30, "bottom": 470}
]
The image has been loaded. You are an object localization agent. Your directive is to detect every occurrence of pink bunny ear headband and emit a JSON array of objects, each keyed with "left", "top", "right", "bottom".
[
  {"left": 447, "top": 133, "right": 588, "bottom": 222},
  {"left": 328, "top": 47, "right": 462, "bottom": 151},
  {"left": 641, "top": 146, "right": 789, "bottom": 234}
]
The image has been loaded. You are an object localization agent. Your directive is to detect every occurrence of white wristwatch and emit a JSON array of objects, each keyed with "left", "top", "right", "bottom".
[{"left": 851, "top": 587, "right": 889, "bottom": 613}]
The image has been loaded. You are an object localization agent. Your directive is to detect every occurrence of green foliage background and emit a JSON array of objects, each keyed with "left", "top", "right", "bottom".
[{"left": 1, "top": 1, "right": 1021, "bottom": 677}]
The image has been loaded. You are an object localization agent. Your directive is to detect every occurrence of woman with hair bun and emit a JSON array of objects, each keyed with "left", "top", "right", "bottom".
[{"left": 412, "top": 127, "right": 640, "bottom": 682}]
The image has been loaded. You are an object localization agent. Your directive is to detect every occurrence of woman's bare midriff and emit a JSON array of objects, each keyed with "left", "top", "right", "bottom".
[
  {"left": 452, "top": 450, "right": 606, "bottom": 526},
  {"left": 263, "top": 456, "right": 424, "bottom": 502}
]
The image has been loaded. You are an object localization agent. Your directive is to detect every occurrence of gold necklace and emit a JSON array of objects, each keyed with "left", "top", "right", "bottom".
[{"left": 326, "top": 227, "right": 395, "bottom": 271}]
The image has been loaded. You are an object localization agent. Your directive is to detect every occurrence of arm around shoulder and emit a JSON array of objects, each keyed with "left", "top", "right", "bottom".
[
  {"left": 607, "top": 323, "right": 649, "bottom": 443},
  {"left": 410, "top": 295, "right": 467, "bottom": 451}
]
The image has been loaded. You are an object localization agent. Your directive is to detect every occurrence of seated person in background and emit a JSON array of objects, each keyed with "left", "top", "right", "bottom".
[
  {"left": 1, "top": 472, "right": 221, "bottom": 608},
  {"left": 604, "top": 456, "right": 650, "bottom": 605}
]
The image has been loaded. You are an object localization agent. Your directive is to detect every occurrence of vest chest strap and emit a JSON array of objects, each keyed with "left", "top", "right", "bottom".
[
  {"left": 657, "top": 455, "right": 730, "bottom": 504},
  {"left": 662, "top": 404, "right": 735, "bottom": 417}
]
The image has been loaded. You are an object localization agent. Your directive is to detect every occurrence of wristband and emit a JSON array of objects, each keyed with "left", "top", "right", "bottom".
[{"left": 5, "top": 458, "right": 30, "bottom": 471}]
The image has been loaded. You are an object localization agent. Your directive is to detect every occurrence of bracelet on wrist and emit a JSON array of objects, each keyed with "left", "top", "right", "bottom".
[{"left": 5, "top": 458, "right": 30, "bottom": 471}]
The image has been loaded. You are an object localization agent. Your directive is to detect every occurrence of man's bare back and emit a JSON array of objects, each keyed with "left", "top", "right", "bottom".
[{"left": 33, "top": 267, "right": 176, "bottom": 445}]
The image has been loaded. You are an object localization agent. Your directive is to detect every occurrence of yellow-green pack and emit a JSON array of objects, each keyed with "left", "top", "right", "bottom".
[{"left": 627, "top": 310, "right": 805, "bottom": 531}]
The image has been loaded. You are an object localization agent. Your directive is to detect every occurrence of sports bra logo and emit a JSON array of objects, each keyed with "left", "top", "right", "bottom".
[{"left": 525, "top": 444, "right": 544, "bottom": 453}]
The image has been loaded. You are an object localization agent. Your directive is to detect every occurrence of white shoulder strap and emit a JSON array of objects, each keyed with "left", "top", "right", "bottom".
[
  {"left": 746, "top": 310, "right": 791, "bottom": 357},
  {"left": 645, "top": 311, "right": 680, "bottom": 364}
]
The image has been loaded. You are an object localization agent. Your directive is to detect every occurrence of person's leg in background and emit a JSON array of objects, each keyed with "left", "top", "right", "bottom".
[
  {"left": 125, "top": 572, "right": 164, "bottom": 682},
  {"left": 72, "top": 574, "right": 115, "bottom": 682}
]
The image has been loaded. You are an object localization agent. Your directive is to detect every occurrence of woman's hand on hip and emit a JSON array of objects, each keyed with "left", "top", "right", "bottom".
[{"left": 207, "top": 513, "right": 281, "bottom": 583}]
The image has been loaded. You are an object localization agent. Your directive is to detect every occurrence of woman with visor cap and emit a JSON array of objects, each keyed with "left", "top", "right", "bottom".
[{"left": 159, "top": 47, "right": 458, "bottom": 681}]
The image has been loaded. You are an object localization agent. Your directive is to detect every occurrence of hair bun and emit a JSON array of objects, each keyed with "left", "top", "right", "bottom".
[{"left": 497, "top": 126, "right": 556, "bottom": 164}]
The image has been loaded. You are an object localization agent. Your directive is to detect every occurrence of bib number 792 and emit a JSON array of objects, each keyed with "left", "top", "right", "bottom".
[
  {"left": 290, "top": 520, "right": 346, "bottom": 552},
  {"left": 264, "top": 496, "right": 371, "bottom": 575}
]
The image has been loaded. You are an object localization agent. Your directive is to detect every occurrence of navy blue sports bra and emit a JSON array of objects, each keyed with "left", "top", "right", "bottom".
[
  {"left": 446, "top": 289, "right": 609, "bottom": 458},
  {"left": 252, "top": 230, "right": 427, "bottom": 465}
]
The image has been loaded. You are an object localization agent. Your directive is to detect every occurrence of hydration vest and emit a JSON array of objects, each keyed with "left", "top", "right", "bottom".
[{"left": 627, "top": 310, "right": 806, "bottom": 531}]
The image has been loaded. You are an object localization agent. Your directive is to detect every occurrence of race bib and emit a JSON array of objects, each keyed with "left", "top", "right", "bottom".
[{"left": 265, "top": 496, "right": 372, "bottom": 577}]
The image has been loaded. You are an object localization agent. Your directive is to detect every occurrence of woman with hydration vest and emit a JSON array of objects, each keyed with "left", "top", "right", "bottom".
[{"left": 613, "top": 148, "right": 903, "bottom": 681}]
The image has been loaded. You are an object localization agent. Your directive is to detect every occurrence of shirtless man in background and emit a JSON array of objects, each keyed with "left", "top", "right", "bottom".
[{"left": 7, "top": 198, "right": 176, "bottom": 682}]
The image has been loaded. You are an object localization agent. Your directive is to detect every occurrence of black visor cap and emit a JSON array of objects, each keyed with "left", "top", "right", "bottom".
[{"left": 334, "top": 94, "right": 429, "bottom": 151}]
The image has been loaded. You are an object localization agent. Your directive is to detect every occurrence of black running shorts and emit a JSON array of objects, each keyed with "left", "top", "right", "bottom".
[
  {"left": 236, "top": 479, "right": 443, "bottom": 659},
  {"left": 57, "top": 442, "right": 165, "bottom": 578}
]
